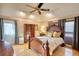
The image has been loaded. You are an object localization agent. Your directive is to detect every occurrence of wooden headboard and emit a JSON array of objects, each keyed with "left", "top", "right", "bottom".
[{"left": 30, "top": 37, "right": 50, "bottom": 56}]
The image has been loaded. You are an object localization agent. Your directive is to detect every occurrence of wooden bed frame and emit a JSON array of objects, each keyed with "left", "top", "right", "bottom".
[
  {"left": 30, "top": 37, "right": 50, "bottom": 56},
  {"left": 30, "top": 37, "right": 65, "bottom": 56}
]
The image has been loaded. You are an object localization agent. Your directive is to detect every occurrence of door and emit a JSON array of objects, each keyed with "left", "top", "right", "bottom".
[
  {"left": 64, "top": 20, "right": 74, "bottom": 45},
  {"left": 24, "top": 24, "right": 35, "bottom": 43}
]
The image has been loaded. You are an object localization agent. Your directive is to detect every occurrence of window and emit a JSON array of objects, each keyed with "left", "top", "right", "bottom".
[
  {"left": 4, "top": 23, "right": 15, "bottom": 35},
  {"left": 65, "top": 21, "right": 74, "bottom": 32},
  {"left": 64, "top": 20, "right": 74, "bottom": 45},
  {"left": 2, "top": 20, "right": 16, "bottom": 44},
  {"left": 64, "top": 21, "right": 74, "bottom": 37}
]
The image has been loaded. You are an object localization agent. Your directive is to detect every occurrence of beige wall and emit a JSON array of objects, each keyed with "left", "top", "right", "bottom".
[{"left": 37, "top": 21, "right": 48, "bottom": 34}]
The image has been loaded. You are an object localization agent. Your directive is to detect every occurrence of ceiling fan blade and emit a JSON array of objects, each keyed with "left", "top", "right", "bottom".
[
  {"left": 26, "top": 4, "right": 37, "bottom": 10},
  {"left": 40, "top": 9, "right": 50, "bottom": 11},
  {"left": 38, "top": 10, "right": 41, "bottom": 14},
  {"left": 30, "top": 10, "right": 36, "bottom": 13},
  {"left": 38, "top": 3, "right": 43, "bottom": 8}
]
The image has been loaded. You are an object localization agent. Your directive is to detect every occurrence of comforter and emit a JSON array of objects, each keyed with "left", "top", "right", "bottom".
[{"left": 36, "top": 36, "right": 64, "bottom": 55}]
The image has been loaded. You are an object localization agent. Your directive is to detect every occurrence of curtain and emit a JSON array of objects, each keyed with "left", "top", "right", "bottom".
[
  {"left": 73, "top": 16, "right": 79, "bottom": 50},
  {"left": 0, "top": 18, "right": 3, "bottom": 40},
  {"left": 15, "top": 20, "right": 18, "bottom": 44},
  {"left": 58, "top": 19, "right": 66, "bottom": 39}
]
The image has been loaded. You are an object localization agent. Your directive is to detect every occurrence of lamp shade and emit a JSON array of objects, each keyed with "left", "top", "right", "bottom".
[{"left": 47, "top": 25, "right": 61, "bottom": 32}]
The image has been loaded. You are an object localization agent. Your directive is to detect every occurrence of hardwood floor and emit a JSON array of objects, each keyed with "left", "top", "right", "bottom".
[
  {"left": 53, "top": 46, "right": 79, "bottom": 56},
  {"left": 0, "top": 40, "right": 14, "bottom": 56},
  {"left": 13, "top": 43, "right": 79, "bottom": 56}
]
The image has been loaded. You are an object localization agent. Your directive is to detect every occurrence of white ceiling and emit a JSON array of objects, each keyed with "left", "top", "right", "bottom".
[{"left": 0, "top": 3, "right": 79, "bottom": 21}]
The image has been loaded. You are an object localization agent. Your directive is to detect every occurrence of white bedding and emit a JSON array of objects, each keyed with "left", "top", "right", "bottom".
[{"left": 36, "top": 36, "right": 64, "bottom": 55}]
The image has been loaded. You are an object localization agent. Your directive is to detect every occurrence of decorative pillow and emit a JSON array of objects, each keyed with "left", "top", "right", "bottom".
[
  {"left": 47, "top": 32, "right": 52, "bottom": 37},
  {"left": 53, "top": 31, "right": 61, "bottom": 37}
]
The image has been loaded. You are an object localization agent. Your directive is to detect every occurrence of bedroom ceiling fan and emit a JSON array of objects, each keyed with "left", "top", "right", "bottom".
[{"left": 26, "top": 3, "right": 50, "bottom": 15}]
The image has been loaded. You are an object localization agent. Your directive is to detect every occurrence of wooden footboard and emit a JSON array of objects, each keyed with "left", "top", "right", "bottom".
[{"left": 30, "top": 37, "right": 50, "bottom": 56}]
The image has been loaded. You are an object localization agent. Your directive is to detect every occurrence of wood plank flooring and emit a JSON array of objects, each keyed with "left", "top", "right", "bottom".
[
  {"left": 13, "top": 43, "right": 79, "bottom": 56},
  {"left": 53, "top": 46, "right": 79, "bottom": 56},
  {"left": 0, "top": 40, "right": 14, "bottom": 56}
]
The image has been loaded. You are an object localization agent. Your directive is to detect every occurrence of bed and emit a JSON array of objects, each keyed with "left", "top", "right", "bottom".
[
  {"left": 29, "top": 24, "right": 65, "bottom": 56},
  {"left": 30, "top": 36, "right": 64, "bottom": 56}
]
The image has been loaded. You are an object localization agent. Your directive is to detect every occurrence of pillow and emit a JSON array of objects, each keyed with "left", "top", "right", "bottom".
[
  {"left": 53, "top": 31, "right": 61, "bottom": 37},
  {"left": 47, "top": 32, "right": 52, "bottom": 37}
]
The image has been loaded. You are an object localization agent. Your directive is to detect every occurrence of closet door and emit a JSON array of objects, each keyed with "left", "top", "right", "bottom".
[
  {"left": 30, "top": 24, "right": 35, "bottom": 38},
  {"left": 24, "top": 24, "right": 35, "bottom": 43}
]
